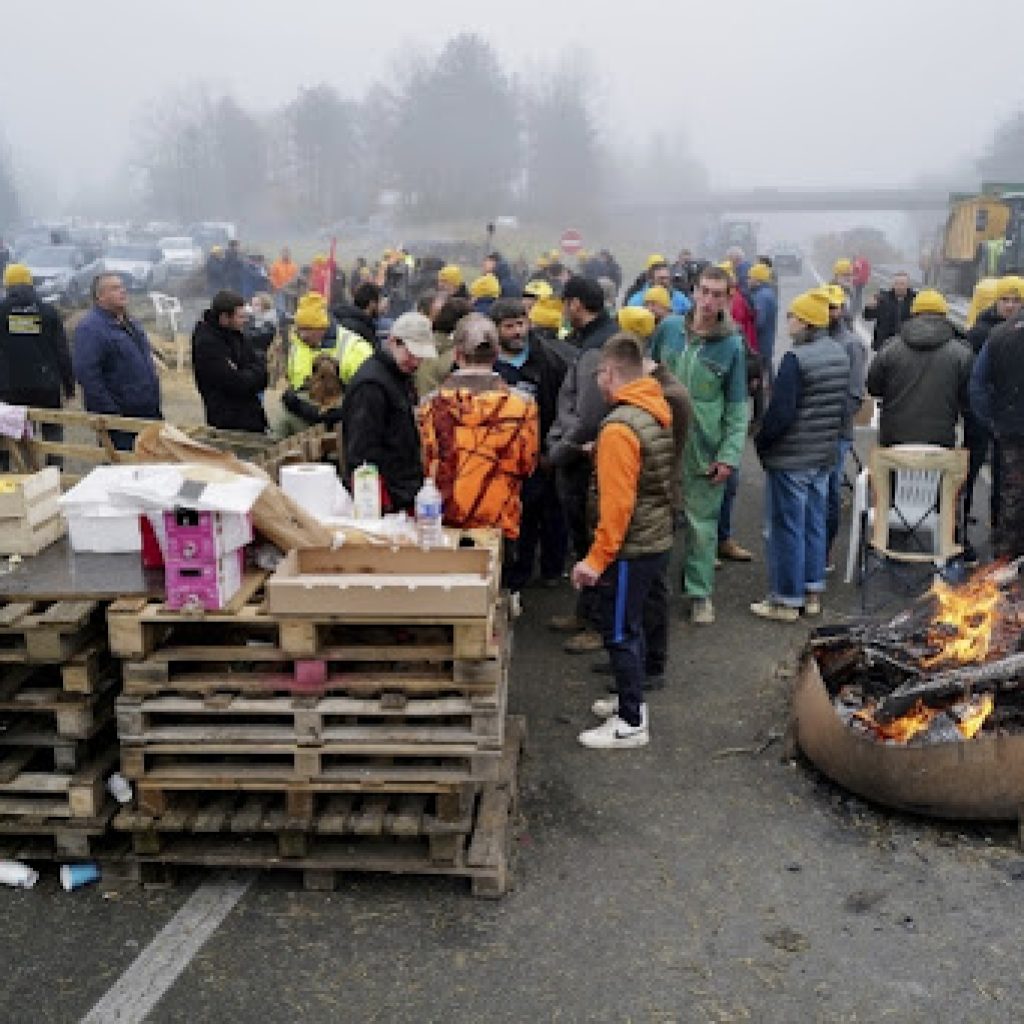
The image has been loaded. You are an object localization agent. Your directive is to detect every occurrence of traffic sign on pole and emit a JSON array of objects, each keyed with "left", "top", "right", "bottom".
[{"left": 560, "top": 229, "right": 583, "bottom": 255}]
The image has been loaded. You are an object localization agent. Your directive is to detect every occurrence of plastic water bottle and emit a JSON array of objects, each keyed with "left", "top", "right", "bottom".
[{"left": 415, "top": 478, "right": 445, "bottom": 549}]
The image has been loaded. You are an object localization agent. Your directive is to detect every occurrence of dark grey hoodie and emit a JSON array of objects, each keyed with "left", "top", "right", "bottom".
[{"left": 866, "top": 314, "right": 972, "bottom": 448}]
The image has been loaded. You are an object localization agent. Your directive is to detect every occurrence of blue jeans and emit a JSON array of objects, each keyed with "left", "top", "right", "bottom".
[
  {"left": 717, "top": 469, "right": 739, "bottom": 543},
  {"left": 826, "top": 438, "right": 853, "bottom": 555},
  {"left": 763, "top": 467, "right": 829, "bottom": 607}
]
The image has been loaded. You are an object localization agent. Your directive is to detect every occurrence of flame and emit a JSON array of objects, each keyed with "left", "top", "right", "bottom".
[
  {"left": 854, "top": 700, "right": 936, "bottom": 742},
  {"left": 954, "top": 693, "right": 995, "bottom": 739},
  {"left": 851, "top": 693, "right": 995, "bottom": 744},
  {"left": 920, "top": 574, "right": 1003, "bottom": 668}
]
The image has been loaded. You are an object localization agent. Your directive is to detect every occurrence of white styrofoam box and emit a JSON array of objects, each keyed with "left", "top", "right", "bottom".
[
  {"left": 66, "top": 510, "right": 142, "bottom": 553},
  {"left": 60, "top": 466, "right": 147, "bottom": 553}
]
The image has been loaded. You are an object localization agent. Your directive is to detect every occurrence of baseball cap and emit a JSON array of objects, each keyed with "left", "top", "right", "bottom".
[{"left": 391, "top": 312, "right": 437, "bottom": 358}]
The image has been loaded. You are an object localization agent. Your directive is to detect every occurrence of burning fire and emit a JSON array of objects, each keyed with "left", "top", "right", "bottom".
[
  {"left": 920, "top": 573, "right": 1003, "bottom": 668},
  {"left": 852, "top": 693, "right": 994, "bottom": 744}
]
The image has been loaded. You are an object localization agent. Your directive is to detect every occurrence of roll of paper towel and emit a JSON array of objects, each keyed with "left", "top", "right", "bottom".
[{"left": 280, "top": 464, "right": 346, "bottom": 521}]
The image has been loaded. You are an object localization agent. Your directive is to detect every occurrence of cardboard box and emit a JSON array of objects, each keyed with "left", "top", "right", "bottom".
[
  {"left": 165, "top": 548, "right": 245, "bottom": 611},
  {"left": 163, "top": 508, "right": 252, "bottom": 562},
  {"left": 266, "top": 545, "right": 495, "bottom": 618}
]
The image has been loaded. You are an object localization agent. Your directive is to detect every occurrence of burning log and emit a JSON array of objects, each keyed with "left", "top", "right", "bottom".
[{"left": 874, "top": 651, "right": 1024, "bottom": 722}]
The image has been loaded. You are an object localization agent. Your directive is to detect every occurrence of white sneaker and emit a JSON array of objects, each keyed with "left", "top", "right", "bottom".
[
  {"left": 578, "top": 712, "right": 649, "bottom": 749},
  {"left": 690, "top": 597, "right": 715, "bottom": 625},
  {"left": 592, "top": 697, "right": 650, "bottom": 721},
  {"left": 803, "top": 594, "right": 822, "bottom": 616}
]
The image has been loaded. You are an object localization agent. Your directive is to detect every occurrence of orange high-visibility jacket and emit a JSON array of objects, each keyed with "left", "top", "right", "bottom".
[{"left": 418, "top": 370, "right": 539, "bottom": 539}]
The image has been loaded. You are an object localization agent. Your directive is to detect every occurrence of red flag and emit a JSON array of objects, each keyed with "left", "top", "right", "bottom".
[{"left": 325, "top": 236, "right": 338, "bottom": 306}]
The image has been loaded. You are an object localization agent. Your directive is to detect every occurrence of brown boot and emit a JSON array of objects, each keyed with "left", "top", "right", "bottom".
[
  {"left": 563, "top": 629, "right": 604, "bottom": 654},
  {"left": 718, "top": 539, "right": 753, "bottom": 562}
]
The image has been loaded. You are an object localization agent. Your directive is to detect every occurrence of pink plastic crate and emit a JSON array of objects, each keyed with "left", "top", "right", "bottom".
[
  {"left": 163, "top": 508, "right": 252, "bottom": 563},
  {"left": 165, "top": 549, "right": 245, "bottom": 611}
]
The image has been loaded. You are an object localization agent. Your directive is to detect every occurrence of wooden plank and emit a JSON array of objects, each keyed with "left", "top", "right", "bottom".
[
  {"left": 389, "top": 794, "right": 428, "bottom": 837},
  {"left": 350, "top": 795, "right": 390, "bottom": 836},
  {"left": 316, "top": 794, "right": 354, "bottom": 834}
]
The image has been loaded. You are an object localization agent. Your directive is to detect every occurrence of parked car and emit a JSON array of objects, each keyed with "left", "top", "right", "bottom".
[
  {"left": 157, "top": 236, "right": 203, "bottom": 277},
  {"left": 21, "top": 244, "right": 88, "bottom": 303},
  {"left": 66, "top": 244, "right": 170, "bottom": 304},
  {"left": 770, "top": 242, "right": 803, "bottom": 276},
  {"left": 186, "top": 221, "right": 237, "bottom": 254}
]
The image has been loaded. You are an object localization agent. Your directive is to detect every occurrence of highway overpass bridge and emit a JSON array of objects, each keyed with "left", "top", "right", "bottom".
[{"left": 617, "top": 188, "right": 952, "bottom": 214}]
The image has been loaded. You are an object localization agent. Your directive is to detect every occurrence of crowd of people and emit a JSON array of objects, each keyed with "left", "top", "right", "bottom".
[{"left": 2, "top": 240, "right": 1023, "bottom": 750}]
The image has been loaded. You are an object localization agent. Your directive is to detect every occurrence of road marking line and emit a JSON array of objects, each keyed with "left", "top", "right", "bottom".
[{"left": 80, "top": 872, "right": 254, "bottom": 1024}]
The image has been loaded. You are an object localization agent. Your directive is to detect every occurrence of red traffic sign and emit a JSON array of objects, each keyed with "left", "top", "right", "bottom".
[{"left": 560, "top": 229, "right": 583, "bottom": 255}]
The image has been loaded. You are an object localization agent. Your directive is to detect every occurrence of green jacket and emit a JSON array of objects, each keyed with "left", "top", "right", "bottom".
[{"left": 662, "top": 311, "right": 747, "bottom": 474}]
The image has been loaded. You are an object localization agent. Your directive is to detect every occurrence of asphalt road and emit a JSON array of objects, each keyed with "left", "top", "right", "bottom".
[{"left": 1, "top": 268, "right": 1021, "bottom": 1024}]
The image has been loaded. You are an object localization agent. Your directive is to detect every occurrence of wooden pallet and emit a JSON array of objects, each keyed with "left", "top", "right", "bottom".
[
  {"left": 0, "top": 744, "right": 118, "bottom": 819},
  {"left": 115, "top": 686, "right": 506, "bottom": 752},
  {"left": 0, "top": 802, "right": 123, "bottom": 859},
  {"left": 110, "top": 598, "right": 510, "bottom": 700},
  {"left": 119, "top": 737, "right": 502, "bottom": 788},
  {"left": 124, "top": 716, "right": 524, "bottom": 897},
  {"left": 115, "top": 786, "right": 477, "bottom": 861},
  {"left": 0, "top": 666, "right": 118, "bottom": 739},
  {"left": 2, "top": 407, "right": 327, "bottom": 484},
  {"left": 0, "top": 639, "right": 118, "bottom": 698},
  {"left": 0, "top": 599, "right": 103, "bottom": 663},
  {"left": 108, "top": 588, "right": 504, "bottom": 662},
  {"left": 0, "top": 718, "right": 118, "bottom": 773}
]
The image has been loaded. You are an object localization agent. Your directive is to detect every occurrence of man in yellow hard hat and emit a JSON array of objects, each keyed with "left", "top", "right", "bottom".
[
  {"left": 963, "top": 275, "right": 1024, "bottom": 535},
  {"left": 867, "top": 289, "right": 970, "bottom": 449},
  {"left": 969, "top": 276, "right": 1024, "bottom": 557}
]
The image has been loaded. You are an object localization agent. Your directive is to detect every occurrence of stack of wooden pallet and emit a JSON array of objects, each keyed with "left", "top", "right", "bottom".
[
  {"left": 0, "top": 596, "right": 123, "bottom": 862},
  {"left": 108, "top": 533, "right": 522, "bottom": 896}
]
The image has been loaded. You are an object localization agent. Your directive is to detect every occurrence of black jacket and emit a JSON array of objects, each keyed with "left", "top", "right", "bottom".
[
  {"left": 332, "top": 301, "right": 376, "bottom": 346},
  {"left": 866, "top": 315, "right": 971, "bottom": 448},
  {"left": 966, "top": 305, "right": 1003, "bottom": 355},
  {"left": 0, "top": 285, "right": 73, "bottom": 406},
  {"left": 340, "top": 348, "right": 423, "bottom": 512},
  {"left": 494, "top": 338, "right": 567, "bottom": 445},
  {"left": 191, "top": 311, "right": 267, "bottom": 433},
  {"left": 864, "top": 287, "right": 917, "bottom": 350}
]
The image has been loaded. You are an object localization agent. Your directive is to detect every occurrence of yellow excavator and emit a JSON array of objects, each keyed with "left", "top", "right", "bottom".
[{"left": 924, "top": 184, "right": 1024, "bottom": 296}]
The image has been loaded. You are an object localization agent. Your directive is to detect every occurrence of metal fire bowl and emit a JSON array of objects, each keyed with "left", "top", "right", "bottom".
[{"left": 793, "top": 654, "right": 1024, "bottom": 822}]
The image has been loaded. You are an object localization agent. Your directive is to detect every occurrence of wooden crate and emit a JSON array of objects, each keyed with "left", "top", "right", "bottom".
[
  {"left": 0, "top": 718, "right": 118, "bottom": 773},
  {"left": 123, "top": 716, "right": 524, "bottom": 897},
  {"left": 0, "top": 599, "right": 103, "bottom": 664},
  {"left": 0, "top": 467, "right": 65, "bottom": 556}
]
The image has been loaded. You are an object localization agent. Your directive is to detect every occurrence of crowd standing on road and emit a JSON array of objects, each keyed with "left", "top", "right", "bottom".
[{"left": 5, "top": 232, "right": 1024, "bottom": 749}]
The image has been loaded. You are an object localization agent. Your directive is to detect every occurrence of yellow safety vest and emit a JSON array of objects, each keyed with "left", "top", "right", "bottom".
[{"left": 286, "top": 328, "right": 372, "bottom": 389}]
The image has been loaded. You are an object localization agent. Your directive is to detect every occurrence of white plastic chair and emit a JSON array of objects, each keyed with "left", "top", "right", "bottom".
[
  {"left": 149, "top": 292, "right": 184, "bottom": 370},
  {"left": 845, "top": 444, "right": 968, "bottom": 589}
]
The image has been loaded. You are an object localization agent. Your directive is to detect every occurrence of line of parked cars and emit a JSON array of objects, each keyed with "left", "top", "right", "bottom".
[{"left": 6, "top": 220, "right": 235, "bottom": 306}]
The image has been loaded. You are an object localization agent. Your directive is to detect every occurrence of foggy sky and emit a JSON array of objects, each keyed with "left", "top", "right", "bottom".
[{"left": 8, "top": 0, "right": 1024, "bottom": 207}]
